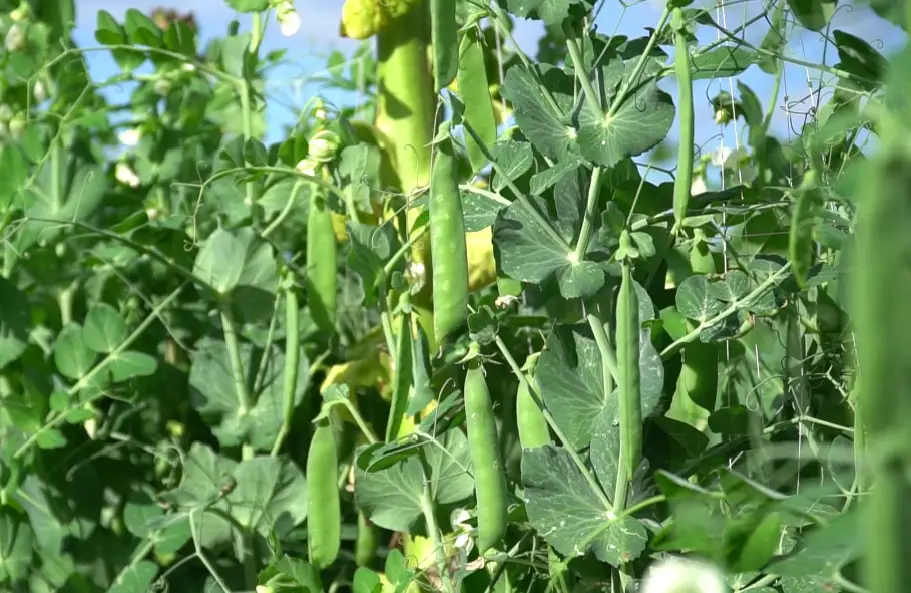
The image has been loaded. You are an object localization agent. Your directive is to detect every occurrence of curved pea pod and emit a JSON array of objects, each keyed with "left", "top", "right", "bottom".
[
  {"left": 430, "top": 135, "right": 469, "bottom": 342},
  {"left": 430, "top": 0, "right": 457, "bottom": 91},
  {"left": 671, "top": 7, "right": 695, "bottom": 235},
  {"left": 616, "top": 259, "right": 642, "bottom": 483},
  {"left": 306, "top": 423, "right": 341, "bottom": 570},
  {"left": 307, "top": 191, "right": 338, "bottom": 333},
  {"left": 457, "top": 28, "right": 498, "bottom": 173},
  {"left": 516, "top": 353, "right": 551, "bottom": 450},
  {"left": 464, "top": 361, "right": 508, "bottom": 553}
]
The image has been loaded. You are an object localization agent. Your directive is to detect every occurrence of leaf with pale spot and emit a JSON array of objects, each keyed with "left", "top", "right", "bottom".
[
  {"left": 676, "top": 275, "right": 726, "bottom": 322},
  {"left": 522, "top": 445, "right": 648, "bottom": 566}
]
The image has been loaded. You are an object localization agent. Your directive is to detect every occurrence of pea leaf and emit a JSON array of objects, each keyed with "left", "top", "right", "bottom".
[
  {"left": 0, "top": 277, "right": 29, "bottom": 371},
  {"left": 522, "top": 445, "right": 648, "bottom": 566},
  {"left": 505, "top": 0, "right": 588, "bottom": 27},
  {"left": 159, "top": 444, "right": 307, "bottom": 549},
  {"left": 786, "top": 0, "right": 836, "bottom": 32},
  {"left": 0, "top": 508, "right": 34, "bottom": 582},
  {"left": 690, "top": 46, "right": 757, "bottom": 80},
  {"left": 82, "top": 303, "right": 127, "bottom": 354},
  {"left": 491, "top": 140, "right": 534, "bottom": 192},
  {"left": 108, "top": 560, "right": 159, "bottom": 593},
  {"left": 188, "top": 338, "right": 310, "bottom": 453},
  {"left": 355, "top": 429, "right": 473, "bottom": 532},
  {"left": 192, "top": 228, "right": 280, "bottom": 322},
  {"left": 676, "top": 275, "right": 726, "bottom": 322},
  {"left": 462, "top": 189, "right": 506, "bottom": 232},
  {"left": 493, "top": 195, "right": 603, "bottom": 297},
  {"left": 108, "top": 351, "right": 158, "bottom": 382},
  {"left": 577, "top": 62, "right": 675, "bottom": 168},
  {"left": 530, "top": 154, "right": 587, "bottom": 196},
  {"left": 54, "top": 324, "right": 97, "bottom": 380},
  {"left": 260, "top": 556, "right": 323, "bottom": 593},
  {"left": 502, "top": 67, "right": 575, "bottom": 161},
  {"left": 767, "top": 509, "right": 861, "bottom": 577},
  {"left": 536, "top": 324, "right": 663, "bottom": 450}
]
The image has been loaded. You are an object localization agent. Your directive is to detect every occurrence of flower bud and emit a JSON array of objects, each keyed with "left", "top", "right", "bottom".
[
  {"left": 4, "top": 24, "right": 26, "bottom": 52},
  {"left": 308, "top": 130, "right": 341, "bottom": 163},
  {"left": 10, "top": 2, "right": 30, "bottom": 22},
  {"left": 115, "top": 162, "right": 141, "bottom": 188},
  {"left": 276, "top": 1, "right": 300, "bottom": 37}
]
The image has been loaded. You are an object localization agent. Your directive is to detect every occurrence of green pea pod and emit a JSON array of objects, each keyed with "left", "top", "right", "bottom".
[
  {"left": 457, "top": 28, "right": 497, "bottom": 173},
  {"left": 306, "top": 423, "right": 341, "bottom": 570},
  {"left": 386, "top": 306, "right": 414, "bottom": 441},
  {"left": 516, "top": 353, "right": 551, "bottom": 450},
  {"left": 464, "top": 361, "right": 508, "bottom": 553},
  {"left": 788, "top": 170, "right": 821, "bottom": 288},
  {"left": 430, "top": 0, "right": 457, "bottom": 91},
  {"left": 671, "top": 7, "right": 694, "bottom": 235},
  {"left": 355, "top": 510, "right": 379, "bottom": 567},
  {"left": 616, "top": 259, "right": 641, "bottom": 483},
  {"left": 430, "top": 135, "right": 469, "bottom": 342},
  {"left": 307, "top": 190, "right": 338, "bottom": 333}
]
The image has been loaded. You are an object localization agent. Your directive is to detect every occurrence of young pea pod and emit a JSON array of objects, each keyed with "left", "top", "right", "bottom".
[
  {"left": 306, "top": 423, "right": 341, "bottom": 570},
  {"left": 430, "top": 0, "right": 457, "bottom": 91},
  {"left": 307, "top": 188, "right": 338, "bottom": 333},
  {"left": 386, "top": 304, "right": 414, "bottom": 441},
  {"left": 430, "top": 134, "right": 469, "bottom": 342},
  {"left": 616, "top": 256, "right": 642, "bottom": 483},
  {"left": 457, "top": 28, "right": 497, "bottom": 173},
  {"left": 516, "top": 353, "right": 551, "bottom": 450},
  {"left": 671, "top": 7, "right": 694, "bottom": 235},
  {"left": 355, "top": 510, "right": 379, "bottom": 567},
  {"left": 464, "top": 360, "right": 508, "bottom": 553}
]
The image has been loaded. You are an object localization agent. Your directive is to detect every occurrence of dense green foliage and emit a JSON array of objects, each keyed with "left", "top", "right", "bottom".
[{"left": 0, "top": 0, "right": 905, "bottom": 592}]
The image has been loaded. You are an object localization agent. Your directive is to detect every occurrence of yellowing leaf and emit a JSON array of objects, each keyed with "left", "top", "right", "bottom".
[
  {"left": 467, "top": 226, "right": 497, "bottom": 292},
  {"left": 339, "top": 0, "right": 422, "bottom": 39}
]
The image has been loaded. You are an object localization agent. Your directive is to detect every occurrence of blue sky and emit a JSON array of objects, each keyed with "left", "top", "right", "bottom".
[{"left": 73, "top": 0, "right": 906, "bottom": 175}]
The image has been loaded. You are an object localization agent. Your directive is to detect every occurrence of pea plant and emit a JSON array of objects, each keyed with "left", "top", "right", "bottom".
[{"left": 0, "top": 0, "right": 905, "bottom": 591}]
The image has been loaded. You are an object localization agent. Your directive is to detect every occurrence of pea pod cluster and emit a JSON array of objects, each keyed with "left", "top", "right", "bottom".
[{"left": 464, "top": 360, "right": 508, "bottom": 553}]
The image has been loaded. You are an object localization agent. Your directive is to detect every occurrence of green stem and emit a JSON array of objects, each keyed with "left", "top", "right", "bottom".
[
  {"left": 572, "top": 167, "right": 603, "bottom": 263},
  {"left": 14, "top": 284, "right": 186, "bottom": 460},
  {"left": 563, "top": 22, "right": 601, "bottom": 111},
  {"left": 220, "top": 304, "right": 252, "bottom": 415},
  {"left": 343, "top": 399, "right": 380, "bottom": 445},
  {"left": 494, "top": 336, "right": 614, "bottom": 512},
  {"left": 418, "top": 451, "right": 454, "bottom": 593},
  {"left": 608, "top": 6, "right": 670, "bottom": 118},
  {"left": 486, "top": 1, "right": 563, "bottom": 116},
  {"left": 262, "top": 180, "right": 305, "bottom": 238},
  {"left": 586, "top": 314, "right": 619, "bottom": 387},
  {"left": 462, "top": 120, "right": 571, "bottom": 252}
]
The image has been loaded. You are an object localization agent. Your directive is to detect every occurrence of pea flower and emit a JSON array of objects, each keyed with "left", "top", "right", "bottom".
[
  {"left": 115, "top": 162, "right": 141, "bottom": 188},
  {"left": 275, "top": 0, "right": 300, "bottom": 37},
  {"left": 640, "top": 555, "right": 729, "bottom": 593},
  {"left": 4, "top": 24, "right": 26, "bottom": 52},
  {"left": 118, "top": 128, "right": 141, "bottom": 146},
  {"left": 308, "top": 130, "right": 341, "bottom": 163}
]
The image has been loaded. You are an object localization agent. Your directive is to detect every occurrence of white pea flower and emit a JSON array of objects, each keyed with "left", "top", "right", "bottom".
[
  {"left": 640, "top": 555, "right": 729, "bottom": 593},
  {"left": 115, "top": 162, "right": 141, "bottom": 188},
  {"left": 495, "top": 294, "right": 519, "bottom": 309},
  {"left": 690, "top": 174, "right": 708, "bottom": 196},
  {"left": 710, "top": 146, "right": 735, "bottom": 169},
  {"left": 118, "top": 128, "right": 141, "bottom": 146},
  {"left": 296, "top": 157, "right": 318, "bottom": 176},
  {"left": 407, "top": 260, "right": 426, "bottom": 286},
  {"left": 5, "top": 24, "right": 26, "bottom": 52},
  {"left": 181, "top": 62, "right": 196, "bottom": 73},
  {"left": 308, "top": 130, "right": 341, "bottom": 163},
  {"left": 32, "top": 79, "right": 47, "bottom": 103},
  {"left": 275, "top": 1, "right": 300, "bottom": 37},
  {"left": 450, "top": 508, "right": 475, "bottom": 555}
]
